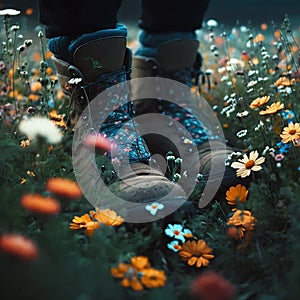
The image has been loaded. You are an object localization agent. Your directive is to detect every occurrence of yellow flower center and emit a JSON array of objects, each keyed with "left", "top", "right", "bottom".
[{"left": 245, "top": 160, "right": 255, "bottom": 169}]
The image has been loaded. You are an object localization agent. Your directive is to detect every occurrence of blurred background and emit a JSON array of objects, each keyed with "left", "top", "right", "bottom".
[{"left": 0, "top": 0, "right": 299, "bottom": 27}]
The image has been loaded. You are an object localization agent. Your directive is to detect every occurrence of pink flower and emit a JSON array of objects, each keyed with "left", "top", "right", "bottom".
[{"left": 83, "top": 133, "right": 117, "bottom": 152}]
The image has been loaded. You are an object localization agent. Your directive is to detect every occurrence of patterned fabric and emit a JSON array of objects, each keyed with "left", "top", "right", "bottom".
[{"left": 71, "top": 68, "right": 151, "bottom": 164}]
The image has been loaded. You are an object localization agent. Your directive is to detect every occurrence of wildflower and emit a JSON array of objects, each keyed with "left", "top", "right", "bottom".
[
  {"left": 206, "top": 19, "right": 218, "bottom": 27},
  {"left": 166, "top": 155, "right": 175, "bottom": 161},
  {"left": 226, "top": 184, "right": 248, "bottom": 205},
  {"left": 274, "top": 76, "right": 295, "bottom": 87},
  {"left": 231, "top": 150, "right": 265, "bottom": 178},
  {"left": 282, "top": 109, "right": 295, "bottom": 123},
  {"left": 280, "top": 122, "right": 300, "bottom": 144},
  {"left": 49, "top": 110, "right": 67, "bottom": 129},
  {"left": 19, "top": 117, "right": 63, "bottom": 144},
  {"left": 236, "top": 129, "right": 247, "bottom": 138},
  {"left": 165, "top": 224, "right": 186, "bottom": 242},
  {"left": 183, "top": 228, "right": 194, "bottom": 239},
  {"left": 30, "top": 81, "right": 42, "bottom": 92},
  {"left": 274, "top": 153, "right": 285, "bottom": 161},
  {"left": 90, "top": 208, "right": 124, "bottom": 226},
  {"left": 69, "top": 214, "right": 100, "bottom": 236},
  {"left": 83, "top": 133, "right": 115, "bottom": 152},
  {"left": 0, "top": 234, "right": 38, "bottom": 260},
  {"left": 111, "top": 256, "right": 166, "bottom": 291},
  {"left": 141, "top": 268, "right": 167, "bottom": 288},
  {"left": 167, "top": 240, "right": 182, "bottom": 252},
  {"left": 236, "top": 111, "right": 249, "bottom": 118},
  {"left": 179, "top": 240, "right": 214, "bottom": 268},
  {"left": 46, "top": 177, "right": 82, "bottom": 199},
  {"left": 259, "top": 102, "right": 284, "bottom": 115},
  {"left": 20, "top": 139, "right": 30, "bottom": 148},
  {"left": 0, "top": 9, "right": 21, "bottom": 16},
  {"left": 253, "top": 33, "right": 265, "bottom": 43},
  {"left": 249, "top": 96, "right": 270, "bottom": 109},
  {"left": 227, "top": 209, "right": 256, "bottom": 240},
  {"left": 145, "top": 202, "right": 164, "bottom": 216},
  {"left": 190, "top": 271, "right": 237, "bottom": 300},
  {"left": 184, "top": 138, "right": 193, "bottom": 144},
  {"left": 21, "top": 194, "right": 61, "bottom": 215},
  {"left": 247, "top": 80, "right": 258, "bottom": 88}
]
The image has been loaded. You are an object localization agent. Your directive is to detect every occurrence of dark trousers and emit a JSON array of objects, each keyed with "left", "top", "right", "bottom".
[{"left": 38, "top": 0, "right": 210, "bottom": 38}]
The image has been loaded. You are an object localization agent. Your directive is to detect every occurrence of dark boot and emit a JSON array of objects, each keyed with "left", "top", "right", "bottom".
[
  {"left": 132, "top": 39, "right": 246, "bottom": 207},
  {"left": 52, "top": 36, "right": 187, "bottom": 221}
]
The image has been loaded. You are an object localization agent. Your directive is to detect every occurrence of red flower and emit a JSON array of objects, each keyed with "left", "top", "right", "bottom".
[
  {"left": 0, "top": 234, "right": 38, "bottom": 260},
  {"left": 190, "top": 271, "right": 236, "bottom": 300}
]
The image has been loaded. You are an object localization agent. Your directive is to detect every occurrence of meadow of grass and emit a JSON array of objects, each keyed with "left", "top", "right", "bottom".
[{"left": 0, "top": 8, "right": 300, "bottom": 300}]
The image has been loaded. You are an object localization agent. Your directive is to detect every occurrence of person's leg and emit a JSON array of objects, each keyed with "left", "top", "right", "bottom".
[
  {"left": 133, "top": 0, "right": 247, "bottom": 204},
  {"left": 37, "top": 0, "right": 186, "bottom": 213},
  {"left": 38, "top": 0, "right": 122, "bottom": 38},
  {"left": 139, "top": 0, "right": 210, "bottom": 32}
]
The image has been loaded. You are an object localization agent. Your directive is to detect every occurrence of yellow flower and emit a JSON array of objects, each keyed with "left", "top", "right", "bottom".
[
  {"left": 259, "top": 101, "right": 284, "bottom": 115},
  {"left": 231, "top": 150, "right": 265, "bottom": 178},
  {"left": 69, "top": 214, "right": 100, "bottom": 236},
  {"left": 90, "top": 208, "right": 124, "bottom": 227},
  {"left": 249, "top": 96, "right": 270, "bottom": 109},
  {"left": 179, "top": 240, "right": 214, "bottom": 268},
  {"left": 280, "top": 122, "right": 300, "bottom": 144},
  {"left": 274, "top": 76, "right": 295, "bottom": 87},
  {"left": 226, "top": 184, "right": 248, "bottom": 206},
  {"left": 111, "top": 256, "right": 166, "bottom": 291}
]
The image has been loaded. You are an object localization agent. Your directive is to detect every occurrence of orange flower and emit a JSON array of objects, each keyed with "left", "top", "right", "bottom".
[
  {"left": 46, "top": 177, "right": 82, "bottom": 199},
  {"left": 280, "top": 122, "right": 300, "bottom": 144},
  {"left": 226, "top": 184, "right": 248, "bottom": 206},
  {"left": 90, "top": 208, "right": 124, "bottom": 226},
  {"left": 227, "top": 210, "right": 256, "bottom": 240},
  {"left": 25, "top": 8, "right": 33, "bottom": 15},
  {"left": 179, "top": 240, "right": 214, "bottom": 268},
  {"left": 69, "top": 214, "right": 100, "bottom": 236},
  {"left": 30, "top": 81, "right": 42, "bottom": 93},
  {"left": 253, "top": 33, "right": 265, "bottom": 43},
  {"left": 274, "top": 76, "right": 295, "bottom": 87},
  {"left": 49, "top": 110, "right": 67, "bottom": 128},
  {"left": 141, "top": 268, "right": 167, "bottom": 288},
  {"left": 259, "top": 102, "right": 284, "bottom": 115},
  {"left": 190, "top": 271, "right": 236, "bottom": 300},
  {"left": 226, "top": 226, "right": 242, "bottom": 240},
  {"left": 249, "top": 96, "right": 270, "bottom": 109},
  {"left": 0, "top": 234, "right": 38, "bottom": 260},
  {"left": 21, "top": 194, "right": 61, "bottom": 215},
  {"left": 111, "top": 256, "right": 166, "bottom": 291}
]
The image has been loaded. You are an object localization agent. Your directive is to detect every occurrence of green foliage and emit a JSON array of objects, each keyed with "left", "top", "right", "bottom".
[{"left": 0, "top": 10, "right": 300, "bottom": 300}]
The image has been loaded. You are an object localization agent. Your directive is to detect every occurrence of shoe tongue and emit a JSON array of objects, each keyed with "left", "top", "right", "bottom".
[
  {"left": 157, "top": 39, "right": 199, "bottom": 71},
  {"left": 72, "top": 37, "right": 127, "bottom": 82}
]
